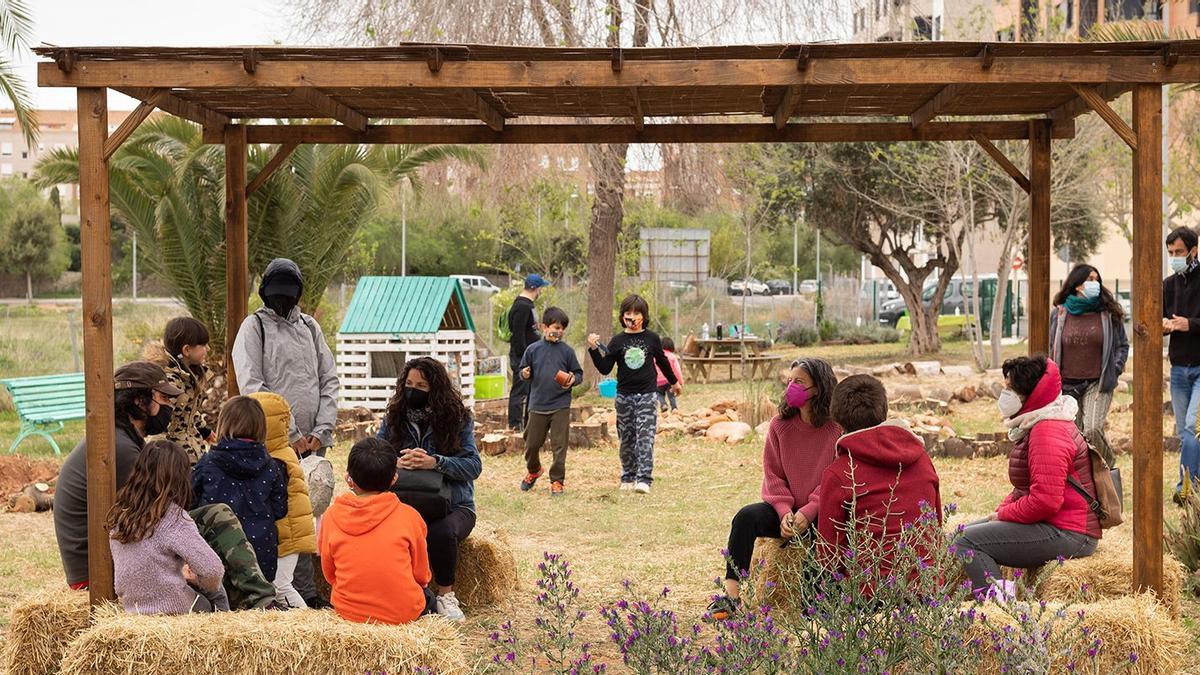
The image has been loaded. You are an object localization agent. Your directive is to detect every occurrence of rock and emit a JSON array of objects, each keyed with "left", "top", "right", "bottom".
[
  {"left": 707, "top": 421, "right": 754, "bottom": 444},
  {"left": 724, "top": 409, "right": 741, "bottom": 422},
  {"left": 687, "top": 418, "right": 715, "bottom": 434},
  {"left": 711, "top": 400, "right": 739, "bottom": 414},
  {"left": 1116, "top": 380, "right": 1130, "bottom": 394},
  {"left": 657, "top": 421, "right": 688, "bottom": 435},
  {"left": 755, "top": 420, "right": 771, "bottom": 436}
]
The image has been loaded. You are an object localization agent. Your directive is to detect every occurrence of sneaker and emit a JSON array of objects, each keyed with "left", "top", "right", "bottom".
[
  {"left": 619, "top": 481, "right": 635, "bottom": 491},
  {"left": 550, "top": 480, "right": 565, "bottom": 496},
  {"left": 520, "top": 468, "right": 544, "bottom": 492},
  {"left": 634, "top": 481, "right": 651, "bottom": 494},
  {"left": 436, "top": 591, "right": 465, "bottom": 622},
  {"left": 704, "top": 595, "right": 741, "bottom": 622}
]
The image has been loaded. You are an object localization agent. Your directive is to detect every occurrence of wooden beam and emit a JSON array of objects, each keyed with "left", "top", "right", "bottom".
[
  {"left": 1047, "top": 83, "right": 1128, "bottom": 124},
  {"left": 38, "top": 56, "right": 1200, "bottom": 90},
  {"left": 630, "top": 87, "right": 644, "bottom": 131},
  {"left": 1070, "top": 84, "right": 1137, "bottom": 150},
  {"left": 971, "top": 133, "right": 1030, "bottom": 193},
  {"left": 1131, "top": 83, "right": 1164, "bottom": 598},
  {"left": 224, "top": 125, "right": 248, "bottom": 398},
  {"left": 911, "top": 84, "right": 960, "bottom": 128},
  {"left": 284, "top": 87, "right": 368, "bottom": 132},
  {"left": 459, "top": 89, "right": 504, "bottom": 132},
  {"left": 201, "top": 120, "right": 1077, "bottom": 145},
  {"left": 426, "top": 47, "right": 443, "bottom": 73},
  {"left": 116, "top": 87, "right": 230, "bottom": 130},
  {"left": 772, "top": 85, "right": 802, "bottom": 130},
  {"left": 242, "top": 48, "right": 258, "bottom": 74},
  {"left": 1028, "top": 119, "right": 1052, "bottom": 357},
  {"left": 796, "top": 45, "right": 811, "bottom": 71},
  {"left": 55, "top": 48, "right": 75, "bottom": 73},
  {"left": 102, "top": 89, "right": 165, "bottom": 160},
  {"left": 979, "top": 44, "right": 994, "bottom": 70},
  {"left": 77, "top": 88, "right": 115, "bottom": 606},
  {"left": 246, "top": 142, "right": 298, "bottom": 196}
]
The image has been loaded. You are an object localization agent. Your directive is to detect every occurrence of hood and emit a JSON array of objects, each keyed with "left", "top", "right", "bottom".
[
  {"left": 258, "top": 258, "right": 304, "bottom": 305},
  {"left": 211, "top": 438, "right": 274, "bottom": 478},
  {"left": 1017, "top": 359, "right": 1063, "bottom": 416},
  {"left": 327, "top": 492, "right": 401, "bottom": 536},
  {"left": 836, "top": 419, "right": 927, "bottom": 469},
  {"left": 141, "top": 341, "right": 172, "bottom": 367},
  {"left": 142, "top": 342, "right": 201, "bottom": 385},
  {"left": 247, "top": 391, "right": 291, "bottom": 451}
]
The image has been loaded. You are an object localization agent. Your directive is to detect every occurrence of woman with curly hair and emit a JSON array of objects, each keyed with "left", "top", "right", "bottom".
[{"left": 377, "top": 357, "right": 482, "bottom": 622}]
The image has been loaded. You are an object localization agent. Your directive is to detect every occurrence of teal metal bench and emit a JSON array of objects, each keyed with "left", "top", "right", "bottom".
[{"left": 2, "top": 373, "right": 85, "bottom": 456}]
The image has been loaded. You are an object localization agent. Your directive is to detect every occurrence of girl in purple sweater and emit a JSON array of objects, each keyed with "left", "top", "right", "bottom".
[{"left": 107, "top": 440, "right": 228, "bottom": 614}]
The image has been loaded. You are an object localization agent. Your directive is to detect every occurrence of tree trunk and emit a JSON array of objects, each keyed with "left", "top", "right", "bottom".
[
  {"left": 583, "top": 142, "right": 629, "bottom": 386},
  {"left": 908, "top": 304, "right": 942, "bottom": 354},
  {"left": 25, "top": 271, "right": 32, "bottom": 305}
]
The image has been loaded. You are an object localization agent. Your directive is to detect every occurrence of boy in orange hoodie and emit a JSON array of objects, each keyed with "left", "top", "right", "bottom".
[{"left": 319, "top": 438, "right": 432, "bottom": 624}]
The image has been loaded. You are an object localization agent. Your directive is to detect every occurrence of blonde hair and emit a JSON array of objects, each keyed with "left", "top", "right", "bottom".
[{"left": 216, "top": 395, "right": 266, "bottom": 442}]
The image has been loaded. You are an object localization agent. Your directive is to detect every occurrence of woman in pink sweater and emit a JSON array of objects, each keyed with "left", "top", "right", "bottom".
[
  {"left": 107, "top": 440, "right": 228, "bottom": 614},
  {"left": 705, "top": 358, "right": 841, "bottom": 621}
]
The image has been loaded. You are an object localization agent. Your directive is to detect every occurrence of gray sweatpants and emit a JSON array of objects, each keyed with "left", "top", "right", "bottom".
[
  {"left": 615, "top": 392, "right": 658, "bottom": 484},
  {"left": 953, "top": 518, "right": 1097, "bottom": 592}
]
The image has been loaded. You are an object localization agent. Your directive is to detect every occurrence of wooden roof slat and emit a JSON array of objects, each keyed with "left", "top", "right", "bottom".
[
  {"left": 459, "top": 88, "right": 504, "bottom": 131},
  {"left": 116, "top": 87, "right": 230, "bottom": 130},
  {"left": 283, "top": 87, "right": 368, "bottom": 132},
  {"left": 911, "top": 84, "right": 961, "bottom": 128}
]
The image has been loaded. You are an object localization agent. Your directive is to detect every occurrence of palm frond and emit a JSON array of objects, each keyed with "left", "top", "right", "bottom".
[
  {"left": 0, "top": 56, "right": 37, "bottom": 147},
  {"left": 0, "top": 0, "right": 34, "bottom": 53}
]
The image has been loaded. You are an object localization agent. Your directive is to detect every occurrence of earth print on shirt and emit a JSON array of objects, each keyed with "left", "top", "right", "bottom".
[{"left": 624, "top": 344, "right": 647, "bottom": 370}]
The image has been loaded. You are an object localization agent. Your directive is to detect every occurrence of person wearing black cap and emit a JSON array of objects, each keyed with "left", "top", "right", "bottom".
[{"left": 507, "top": 274, "right": 551, "bottom": 430}]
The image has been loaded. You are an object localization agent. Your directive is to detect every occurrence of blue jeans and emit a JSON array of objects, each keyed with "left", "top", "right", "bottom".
[{"left": 1170, "top": 365, "right": 1200, "bottom": 492}]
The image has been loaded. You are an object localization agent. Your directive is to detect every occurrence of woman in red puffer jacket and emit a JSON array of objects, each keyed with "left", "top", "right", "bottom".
[{"left": 953, "top": 355, "right": 1101, "bottom": 599}]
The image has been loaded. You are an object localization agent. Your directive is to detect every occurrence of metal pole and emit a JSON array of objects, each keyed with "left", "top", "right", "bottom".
[
  {"left": 674, "top": 296, "right": 679, "bottom": 341},
  {"left": 131, "top": 230, "right": 137, "bottom": 302},
  {"left": 814, "top": 226, "right": 821, "bottom": 328},
  {"left": 400, "top": 186, "right": 407, "bottom": 277},
  {"left": 792, "top": 218, "right": 798, "bottom": 295}
]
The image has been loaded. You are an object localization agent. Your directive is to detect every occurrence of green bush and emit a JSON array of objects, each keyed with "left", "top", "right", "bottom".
[
  {"left": 839, "top": 323, "right": 901, "bottom": 345},
  {"left": 781, "top": 323, "right": 819, "bottom": 347},
  {"left": 818, "top": 319, "right": 840, "bottom": 342}
]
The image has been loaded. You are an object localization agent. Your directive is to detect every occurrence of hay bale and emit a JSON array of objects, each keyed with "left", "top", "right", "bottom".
[
  {"left": 748, "top": 537, "right": 808, "bottom": 616},
  {"left": 1038, "top": 540, "right": 1185, "bottom": 620},
  {"left": 455, "top": 523, "right": 519, "bottom": 609},
  {"left": 3, "top": 586, "right": 91, "bottom": 675},
  {"left": 970, "top": 594, "right": 1185, "bottom": 675},
  {"left": 60, "top": 607, "right": 468, "bottom": 675}
]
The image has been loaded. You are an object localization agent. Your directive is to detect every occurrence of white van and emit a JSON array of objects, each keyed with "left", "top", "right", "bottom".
[{"left": 451, "top": 274, "right": 501, "bottom": 294}]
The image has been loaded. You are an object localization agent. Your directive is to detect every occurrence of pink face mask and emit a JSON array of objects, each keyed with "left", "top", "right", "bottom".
[{"left": 785, "top": 382, "right": 810, "bottom": 409}]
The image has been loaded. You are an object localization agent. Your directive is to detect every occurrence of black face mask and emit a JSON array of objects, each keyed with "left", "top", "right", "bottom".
[
  {"left": 144, "top": 404, "right": 174, "bottom": 436},
  {"left": 266, "top": 294, "right": 298, "bottom": 319},
  {"left": 405, "top": 387, "right": 430, "bottom": 410}
]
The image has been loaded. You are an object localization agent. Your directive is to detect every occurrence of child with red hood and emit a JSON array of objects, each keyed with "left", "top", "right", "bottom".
[
  {"left": 953, "top": 355, "right": 1100, "bottom": 600},
  {"left": 816, "top": 374, "right": 942, "bottom": 583}
]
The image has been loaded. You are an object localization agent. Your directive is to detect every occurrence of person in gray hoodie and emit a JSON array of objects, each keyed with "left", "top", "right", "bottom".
[{"left": 232, "top": 257, "right": 339, "bottom": 608}]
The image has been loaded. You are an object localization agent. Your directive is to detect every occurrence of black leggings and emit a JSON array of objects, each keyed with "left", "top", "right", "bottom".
[
  {"left": 427, "top": 507, "right": 477, "bottom": 588},
  {"left": 725, "top": 502, "right": 784, "bottom": 581}
]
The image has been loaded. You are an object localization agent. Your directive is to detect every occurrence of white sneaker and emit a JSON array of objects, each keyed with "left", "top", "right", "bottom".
[
  {"left": 619, "top": 481, "right": 635, "bottom": 491},
  {"left": 436, "top": 591, "right": 465, "bottom": 621},
  {"left": 634, "top": 481, "right": 651, "bottom": 494}
]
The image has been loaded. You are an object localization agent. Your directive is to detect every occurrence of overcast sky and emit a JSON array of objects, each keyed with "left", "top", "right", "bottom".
[{"left": 16, "top": 0, "right": 290, "bottom": 110}]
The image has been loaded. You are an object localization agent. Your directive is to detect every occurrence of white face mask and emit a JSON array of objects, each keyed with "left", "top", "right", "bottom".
[{"left": 997, "top": 389, "right": 1023, "bottom": 418}]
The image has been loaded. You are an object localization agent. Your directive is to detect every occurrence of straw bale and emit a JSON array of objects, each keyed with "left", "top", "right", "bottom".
[
  {"left": 969, "top": 594, "right": 1185, "bottom": 675},
  {"left": 59, "top": 607, "right": 468, "bottom": 675},
  {"left": 748, "top": 537, "right": 808, "bottom": 616},
  {"left": 3, "top": 586, "right": 91, "bottom": 675},
  {"left": 454, "top": 523, "right": 519, "bottom": 609},
  {"left": 1037, "top": 536, "right": 1184, "bottom": 620}
]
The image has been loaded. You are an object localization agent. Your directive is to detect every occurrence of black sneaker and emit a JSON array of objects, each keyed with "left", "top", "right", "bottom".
[
  {"left": 520, "top": 468, "right": 544, "bottom": 492},
  {"left": 704, "top": 595, "right": 741, "bottom": 622},
  {"left": 303, "top": 594, "right": 331, "bottom": 609}
]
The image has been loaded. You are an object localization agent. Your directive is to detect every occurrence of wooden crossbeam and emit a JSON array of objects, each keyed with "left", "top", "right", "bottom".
[
  {"left": 284, "top": 87, "right": 368, "bottom": 132},
  {"left": 772, "top": 85, "right": 803, "bottom": 130},
  {"left": 1046, "top": 83, "right": 1127, "bottom": 124},
  {"left": 630, "top": 87, "right": 644, "bottom": 131},
  {"left": 459, "top": 89, "right": 504, "bottom": 132},
  {"left": 911, "top": 84, "right": 960, "bottom": 128},
  {"left": 971, "top": 133, "right": 1030, "bottom": 194},
  {"left": 102, "top": 89, "right": 165, "bottom": 159},
  {"left": 1070, "top": 83, "right": 1137, "bottom": 150},
  {"left": 116, "top": 87, "right": 230, "bottom": 130},
  {"left": 246, "top": 142, "right": 298, "bottom": 196},
  {"left": 242, "top": 48, "right": 258, "bottom": 74},
  {"left": 201, "top": 120, "right": 1076, "bottom": 146}
]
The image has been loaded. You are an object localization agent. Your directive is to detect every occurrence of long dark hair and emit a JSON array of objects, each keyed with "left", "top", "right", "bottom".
[
  {"left": 779, "top": 357, "right": 836, "bottom": 428},
  {"left": 114, "top": 387, "right": 152, "bottom": 448},
  {"left": 163, "top": 316, "right": 210, "bottom": 389},
  {"left": 1053, "top": 264, "right": 1123, "bottom": 319},
  {"left": 106, "top": 440, "right": 192, "bottom": 544},
  {"left": 383, "top": 357, "right": 470, "bottom": 454}
]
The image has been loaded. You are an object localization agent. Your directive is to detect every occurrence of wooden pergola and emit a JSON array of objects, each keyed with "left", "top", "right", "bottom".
[{"left": 35, "top": 40, "right": 1200, "bottom": 605}]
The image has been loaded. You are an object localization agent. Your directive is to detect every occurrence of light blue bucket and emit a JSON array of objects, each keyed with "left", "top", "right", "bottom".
[{"left": 598, "top": 378, "right": 617, "bottom": 399}]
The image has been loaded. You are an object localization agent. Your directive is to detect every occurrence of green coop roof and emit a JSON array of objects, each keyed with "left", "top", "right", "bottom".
[{"left": 339, "top": 276, "right": 476, "bottom": 334}]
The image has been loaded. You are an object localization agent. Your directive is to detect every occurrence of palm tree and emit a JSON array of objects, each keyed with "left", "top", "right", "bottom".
[
  {"left": 34, "top": 117, "right": 483, "bottom": 349},
  {"left": 0, "top": 0, "right": 37, "bottom": 147}
]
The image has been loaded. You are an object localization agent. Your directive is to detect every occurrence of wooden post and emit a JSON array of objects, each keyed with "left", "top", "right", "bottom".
[
  {"left": 77, "top": 88, "right": 115, "bottom": 605},
  {"left": 1027, "top": 120, "right": 1052, "bottom": 355},
  {"left": 1132, "top": 83, "right": 1164, "bottom": 596},
  {"left": 224, "top": 125, "right": 248, "bottom": 396}
]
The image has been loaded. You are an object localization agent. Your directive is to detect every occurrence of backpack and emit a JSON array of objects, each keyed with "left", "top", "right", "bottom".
[
  {"left": 496, "top": 305, "right": 512, "bottom": 343},
  {"left": 1066, "top": 441, "right": 1124, "bottom": 529}
]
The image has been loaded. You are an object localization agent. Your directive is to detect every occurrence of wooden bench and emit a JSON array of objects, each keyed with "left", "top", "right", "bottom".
[
  {"left": 2, "top": 373, "right": 85, "bottom": 456},
  {"left": 680, "top": 354, "right": 784, "bottom": 384}
]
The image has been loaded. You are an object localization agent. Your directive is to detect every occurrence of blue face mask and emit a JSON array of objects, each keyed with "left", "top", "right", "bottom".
[
  {"left": 1082, "top": 281, "right": 1101, "bottom": 299},
  {"left": 1170, "top": 256, "right": 1190, "bottom": 274}
]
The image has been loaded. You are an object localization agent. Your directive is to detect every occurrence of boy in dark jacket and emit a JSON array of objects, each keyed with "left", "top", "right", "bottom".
[
  {"left": 518, "top": 307, "right": 584, "bottom": 496},
  {"left": 192, "top": 395, "right": 288, "bottom": 580},
  {"left": 817, "top": 375, "right": 941, "bottom": 587}
]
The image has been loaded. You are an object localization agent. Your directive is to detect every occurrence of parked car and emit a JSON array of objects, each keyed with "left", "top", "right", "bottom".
[
  {"left": 728, "top": 278, "right": 770, "bottom": 296},
  {"left": 878, "top": 275, "right": 997, "bottom": 327},
  {"left": 1116, "top": 289, "right": 1131, "bottom": 318},
  {"left": 451, "top": 274, "right": 501, "bottom": 294},
  {"left": 861, "top": 278, "right": 899, "bottom": 302},
  {"left": 798, "top": 279, "right": 820, "bottom": 294},
  {"left": 668, "top": 280, "right": 697, "bottom": 294},
  {"left": 766, "top": 279, "right": 793, "bottom": 295}
]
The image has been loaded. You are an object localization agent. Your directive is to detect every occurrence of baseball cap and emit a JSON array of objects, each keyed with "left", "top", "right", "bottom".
[
  {"left": 114, "top": 361, "right": 184, "bottom": 397},
  {"left": 524, "top": 274, "right": 552, "bottom": 290}
]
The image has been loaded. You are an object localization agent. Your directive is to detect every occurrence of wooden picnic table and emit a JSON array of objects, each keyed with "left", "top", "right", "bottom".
[
  {"left": 693, "top": 337, "right": 763, "bottom": 359},
  {"left": 681, "top": 336, "right": 781, "bottom": 384}
]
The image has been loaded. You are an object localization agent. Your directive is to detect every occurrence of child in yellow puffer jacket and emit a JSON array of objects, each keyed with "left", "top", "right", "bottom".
[{"left": 248, "top": 392, "right": 317, "bottom": 608}]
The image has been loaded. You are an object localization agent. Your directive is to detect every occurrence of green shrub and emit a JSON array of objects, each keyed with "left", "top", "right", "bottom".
[
  {"left": 818, "top": 319, "right": 840, "bottom": 342},
  {"left": 839, "top": 323, "right": 901, "bottom": 345},
  {"left": 781, "top": 324, "right": 819, "bottom": 347}
]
